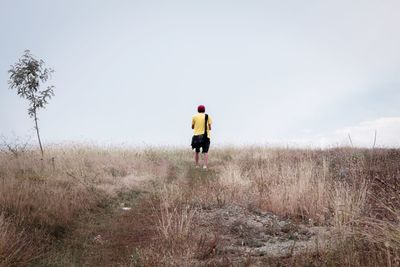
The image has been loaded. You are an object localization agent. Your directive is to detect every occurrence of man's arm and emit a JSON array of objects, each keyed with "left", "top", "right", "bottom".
[{"left": 191, "top": 117, "right": 195, "bottom": 129}]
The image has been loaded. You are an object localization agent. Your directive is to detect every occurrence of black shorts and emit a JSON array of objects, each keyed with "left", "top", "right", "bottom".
[{"left": 195, "top": 139, "right": 210, "bottom": 153}]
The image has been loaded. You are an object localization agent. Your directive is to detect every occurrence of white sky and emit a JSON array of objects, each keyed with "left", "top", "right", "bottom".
[{"left": 1, "top": 0, "right": 399, "bottom": 147}]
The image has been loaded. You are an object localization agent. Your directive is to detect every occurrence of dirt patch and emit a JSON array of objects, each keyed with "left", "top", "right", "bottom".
[{"left": 196, "top": 204, "right": 332, "bottom": 264}]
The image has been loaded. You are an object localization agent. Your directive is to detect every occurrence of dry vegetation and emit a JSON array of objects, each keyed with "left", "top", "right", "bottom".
[{"left": 0, "top": 145, "right": 399, "bottom": 266}]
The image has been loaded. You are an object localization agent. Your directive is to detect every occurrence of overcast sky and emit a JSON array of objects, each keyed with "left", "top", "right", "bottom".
[{"left": 1, "top": 0, "right": 399, "bottom": 147}]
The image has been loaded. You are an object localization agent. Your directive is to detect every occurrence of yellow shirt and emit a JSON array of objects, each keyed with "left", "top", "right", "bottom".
[{"left": 192, "top": 113, "right": 213, "bottom": 138}]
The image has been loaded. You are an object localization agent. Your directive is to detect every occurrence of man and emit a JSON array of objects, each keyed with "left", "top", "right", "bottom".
[{"left": 191, "top": 105, "right": 213, "bottom": 169}]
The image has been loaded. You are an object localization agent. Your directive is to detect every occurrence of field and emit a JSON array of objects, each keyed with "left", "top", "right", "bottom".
[{"left": 0, "top": 145, "right": 399, "bottom": 266}]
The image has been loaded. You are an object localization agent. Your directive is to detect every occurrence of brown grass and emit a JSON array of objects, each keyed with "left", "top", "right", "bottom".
[
  {"left": 0, "top": 145, "right": 399, "bottom": 266},
  {"left": 0, "top": 214, "right": 42, "bottom": 267}
]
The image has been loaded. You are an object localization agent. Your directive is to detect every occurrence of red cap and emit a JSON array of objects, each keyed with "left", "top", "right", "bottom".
[{"left": 197, "top": 105, "right": 205, "bottom": 113}]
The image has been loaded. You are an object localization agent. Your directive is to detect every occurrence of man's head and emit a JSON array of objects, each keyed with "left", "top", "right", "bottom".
[{"left": 197, "top": 105, "right": 205, "bottom": 113}]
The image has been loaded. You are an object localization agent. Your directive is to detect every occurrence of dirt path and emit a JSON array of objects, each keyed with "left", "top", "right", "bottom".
[
  {"left": 32, "top": 173, "right": 151, "bottom": 267},
  {"left": 33, "top": 164, "right": 334, "bottom": 266}
]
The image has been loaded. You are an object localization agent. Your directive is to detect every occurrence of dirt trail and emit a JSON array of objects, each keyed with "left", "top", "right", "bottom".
[
  {"left": 34, "top": 164, "right": 334, "bottom": 266},
  {"left": 32, "top": 173, "right": 151, "bottom": 267}
]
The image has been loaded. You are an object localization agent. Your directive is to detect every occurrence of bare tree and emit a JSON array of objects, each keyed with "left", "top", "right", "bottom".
[
  {"left": 8, "top": 50, "right": 55, "bottom": 158},
  {"left": 0, "top": 134, "right": 31, "bottom": 158}
]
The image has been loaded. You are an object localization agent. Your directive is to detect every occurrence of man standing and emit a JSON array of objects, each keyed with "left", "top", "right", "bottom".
[{"left": 191, "top": 105, "right": 213, "bottom": 169}]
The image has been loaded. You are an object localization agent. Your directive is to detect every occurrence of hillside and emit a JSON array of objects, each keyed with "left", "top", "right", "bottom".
[{"left": 0, "top": 146, "right": 399, "bottom": 266}]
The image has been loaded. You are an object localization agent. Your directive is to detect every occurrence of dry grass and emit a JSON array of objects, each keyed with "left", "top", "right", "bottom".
[
  {"left": 132, "top": 147, "right": 400, "bottom": 266},
  {"left": 154, "top": 185, "right": 196, "bottom": 242},
  {"left": 0, "top": 145, "right": 182, "bottom": 266},
  {"left": 0, "top": 145, "right": 399, "bottom": 266},
  {"left": 359, "top": 204, "right": 400, "bottom": 266},
  {"left": 0, "top": 214, "right": 41, "bottom": 267}
]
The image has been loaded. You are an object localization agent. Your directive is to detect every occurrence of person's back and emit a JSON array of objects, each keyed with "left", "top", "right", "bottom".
[
  {"left": 191, "top": 105, "right": 213, "bottom": 169},
  {"left": 192, "top": 113, "right": 212, "bottom": 139}
]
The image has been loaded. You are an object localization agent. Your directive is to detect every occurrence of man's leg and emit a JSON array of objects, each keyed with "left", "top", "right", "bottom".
[
  {"left": 202, "top": 139, "right": 210, "bottom": 169},
  {"left": 203, "top": 153, "right": 208, "bottom": 168},
  {"left": 195, "top": 152, "right": 200, "bottom": 167}
]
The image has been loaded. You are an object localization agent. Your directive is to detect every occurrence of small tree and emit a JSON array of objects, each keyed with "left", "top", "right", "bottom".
[{"left": 8, "top": 50, "right": 55, "bottom": 158}]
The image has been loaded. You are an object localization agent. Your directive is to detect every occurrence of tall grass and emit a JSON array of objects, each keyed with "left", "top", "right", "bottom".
[
  {"left": 155, "top": 185, "right": 196, "bottom": 242},
  {"left": 0, "top": 214, "right": 41, "bottom": 267},
  {"left": 134, "top": 147, "right": 400, "bottom": 266},
  {"left": 0, "top": 145, "right": 399, "bottom": 266},
  {"left": 0, "top": 145, "right": 183, "bottom": 266}
]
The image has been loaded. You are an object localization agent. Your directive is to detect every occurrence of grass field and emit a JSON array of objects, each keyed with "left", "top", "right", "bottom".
[{"left": 0, "top": 145, "right": 399, "bottom": 266}]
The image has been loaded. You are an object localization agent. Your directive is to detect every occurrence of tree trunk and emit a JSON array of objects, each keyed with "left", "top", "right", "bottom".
[{"left": 33, "top": 110, "right": 44, "bottom": 159}]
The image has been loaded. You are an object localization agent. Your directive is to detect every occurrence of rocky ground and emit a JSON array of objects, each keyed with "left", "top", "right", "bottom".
[{"left": 194, "top": 204, "right": 332, "bottom": 266}]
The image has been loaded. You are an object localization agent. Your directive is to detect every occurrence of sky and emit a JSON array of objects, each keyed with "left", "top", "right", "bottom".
[{"left": 1, "top": 0, "right": 399, "bottom": 148}]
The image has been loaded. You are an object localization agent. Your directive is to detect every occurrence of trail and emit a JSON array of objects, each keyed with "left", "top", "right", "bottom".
[
  {"left": 34, "top": 163, "right": 334, "bottom": 266},
  {"left": 32, "top": 173, "right": 151, "bottom": 267}
]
